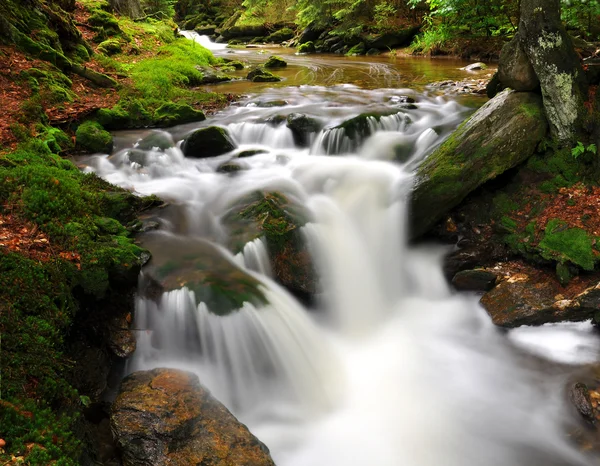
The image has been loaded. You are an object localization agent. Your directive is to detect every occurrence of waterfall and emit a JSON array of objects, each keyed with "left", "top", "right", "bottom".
[{"left": 84, "top": 81, "right": 593, "bottom": 466}]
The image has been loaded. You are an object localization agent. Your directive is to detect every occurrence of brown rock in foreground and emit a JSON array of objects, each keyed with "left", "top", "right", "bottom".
[{"left": 111, "top": 368, "right": 275, "bottom": 466}]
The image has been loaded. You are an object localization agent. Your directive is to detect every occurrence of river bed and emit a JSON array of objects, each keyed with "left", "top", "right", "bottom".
[{"left": 81, "top": 37, "right": 599, "bottom": 465}]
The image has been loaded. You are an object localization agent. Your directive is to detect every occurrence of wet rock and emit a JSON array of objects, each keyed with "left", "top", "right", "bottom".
[
  {"left": 570, "top": 382, "right": 595, "bottom": 423},
  {"left": 196, "top": 67, "right": 233, "bottom": 84},
  {"left": 106, "top": 313, "right": 136, "bottom": 358},
  {"left": 366, "top": 48, "right": 380, "bottom": 56},
  {"left": 265, "top": 27, "right": 294, "bottom": 43},
  {"left": 334, "top": 110, "right": 409, "bottom": 142},
  {"left": 298, "top": 24, "right": 325, "bottom": 44},
  {"left": 221, "top": 58, "right": 245, "bottom": 70},
  {"left": 111, "top": 368, "right": 275, "bottom": 466},
  {"left": 217, "top": 160, "right": 244, "bottom": 174},
  {"left": 256, "top": 99, "right": 288, "bottom": 107},
  {"left": 462, "top": 62, "right": 488, "bottom": 71},
  {"left": 247, "top": 67, "right": 281, "bottom": 82},
  {"left": 237, "top": 148, "right": 268, "bottom": 158},
  {"left": 452, "top": 269, "right": 497, "bottom": 292},
  {"left": 181, "top": 126, "right": 236, "bottom": 158},
  {"left": 264, "top": 55, "right": 287, "bottom": 68},
  {"left": 497, "top": 33, "right": 539, "bottom": 92},
  {"left": 223, "top": 191, "right": 317, "bottom": 297},
  {"left": 153, "top": 102, "right": 206, "bottom": 127},
  {"left": 428, "top": 79, "right": 489, "bottom": 95},
  {"left": 346, "top": 42, "right": 366, "bottom": 56},
  {"left": 76, "top": 121, "right": 113, "bottom": 154},
  {"left": 410, "top": 90, "right": 548, "bottom": 238},
  {"left": 286, "top": 113, "right": 323, "bottom": 146},
  {"left": 480, "top": 273, "right": 600, "bottom": 327},
  {"left": 221, "top": 24, "right": 267, "bottom": 40},
  {"left": 297, "top": 41, "right": 316, "bottom": 54},
  {"left": 194, "top": 25, "right": 216, "bottom": 35},
  {"left": 141, "top": 234, "right": 267, "bottom": 315},
  {"left": 136, "top": 131, "right": 174, "bottom": 151}
]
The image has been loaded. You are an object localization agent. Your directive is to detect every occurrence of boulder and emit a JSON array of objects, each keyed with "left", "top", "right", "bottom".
[
  {"left": 197, "top": 67, "right": 234, "bottom": 84},
  {"left": 298, "top": 24, "right": 325, "bottom": 44},
  {"left": 452, "top": 269, "right": 497, "bottom": 292},
  {"left": 247, "top": 67, "right": 281, "bottom": 83},
  {"left": 265, "top": 27, "right": 294, "bottom": 43},
  {"left": 76, "top": 121, "right": 113, "bottom": 154},
  {"left": 181, "top": 126, "right": 236, "bottom": 158},
  {"left": 221, "top": 24, "right": 267, "bottom": 40},
  {"left": 223, "top": 191, "right": 317, "bottom": 299},
  {"left": 365, "top": 28, "right": 420, "bottom": 50},
  {"left": 480, "top": 273, "right": 600, "bottom": 328},
  {"left": 111, "top": 368, "right": 275, "bottom": 466},
  {"left": 217, "top": 160, "right": 244, "bottom": 174},
  {"left": 409, "top": 90, "right": 548, "bottom": 238},
  {"left": 497, "top": 33, "right": 539, "bottom": 91},
  {"left": 286, "top": 113, "right": 323, "bottom": 147},
  {"left": 194, "top": 25, "right": 216, "bottom": 36},
  {"left": 297, "top": 41, "right": 316, "bottom": 54},
  {"left": 153, "top": 103, "right": 206, "bottom": 127},
  {"left": 462, "top": 62, "right": 488, "bottom": 71},
  {"left": 264, "top": 55, "right": 287, "bottom": 69}
]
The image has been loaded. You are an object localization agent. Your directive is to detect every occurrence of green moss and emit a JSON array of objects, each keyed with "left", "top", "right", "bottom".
[
  {"left": 265, "top": 27, "right": 294, "bottom": 43},
  {"left": 88, "top": 10, "right": 120, "bottom": 33},
  {"left": 297, "top": 41, "right": 315, "bottom": 54},
  {"left": 97, "top": 38, "right": 122, "bottom": 55},
  {"left": 264, "top": 55, "right": 287, "bottom": 68},
  {"left": 153, "top": 102, "right": 206, "bottom": 127},
  {"left": 346, "top": 42, "right": 366, "bottom": 56},
  {"left": 76, "top": 121, "right": 113, "bottom": 154},
  {"left": 539, "top": 219, "right": 596, "bottom": 270}
]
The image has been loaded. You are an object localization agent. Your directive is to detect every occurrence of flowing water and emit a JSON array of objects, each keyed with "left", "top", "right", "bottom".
[{"left": 81, "top": 36, "right": 600, "bottom": 465}]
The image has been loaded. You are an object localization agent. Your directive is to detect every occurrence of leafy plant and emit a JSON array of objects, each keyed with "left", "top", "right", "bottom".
[{"left": 571, "top": 141, "right": 597, "bottom": 159}]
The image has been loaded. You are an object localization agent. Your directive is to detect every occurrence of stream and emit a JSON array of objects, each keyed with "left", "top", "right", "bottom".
[{"left": 81, "top": 35, "right": 600, "bottom": 465}]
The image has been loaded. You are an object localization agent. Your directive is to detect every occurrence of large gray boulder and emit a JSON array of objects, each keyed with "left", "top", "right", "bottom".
[
  {"left": 111, "top": 368, "right": 275, "bottom": 466},
  {"left": 497, "top": 33, "right": 539, "bottom": 91},
  {"left": 410, "top": 90, "right": 548, "bottom": 238}
]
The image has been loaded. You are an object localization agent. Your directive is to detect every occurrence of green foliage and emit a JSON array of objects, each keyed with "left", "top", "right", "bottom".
[
  {"left": 374, "top": 2, "right": 398, "bottom": 32},
  {"left": 142, "top": 0, "right": 176, "bottom": 18},
  {"left": 538, "top": 219, "right": 596, "bottom": 270},
  {"left": 572, "top": 141, "right": 597, "bottom": 159},
  {"left": 97, "top": 38, "right": 123, "bottom": 55}
]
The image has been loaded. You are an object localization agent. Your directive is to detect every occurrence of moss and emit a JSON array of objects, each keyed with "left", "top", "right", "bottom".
[
  {"left": 265, "top": 27, "right": 294, "bottom": 43},
  {"left": 153, "top": 102, "right": 206, "bottom": 127},
  {"left": 76, "top": 121, "right": 113, "bottom": 154},
  {"left": 346, "top": 42, "right": 366, "bottom": 56},
  {"left": 538, "top": 219, "right": 596, "bottom": 270},
  {"left": 297, "top": 41, "right": 315, "bottom": 54},
  {"left": 264, "top": 55, "right": 287, "bottom": 68},
  {"left": 97, "top": 38, "right": 122, "bottom": 55},
  {"left": 88, "top": 10, "right": 120, "bottom": 33}
]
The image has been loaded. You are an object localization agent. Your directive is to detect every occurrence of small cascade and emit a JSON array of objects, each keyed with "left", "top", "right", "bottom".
[
  {"left": 367, "top": 112, "right": 410, "bottom": 133},
  {"left": 234, "top": 237, "right": 273, "bottom": 277},
  {"left": 229, "top": 122, "right": 295, "bottom": 148},
  {"left": 179, "top": 30, "right": 228, "bottom": 50},
  {"left": 312, "top": 127, "right": 353, "bottom": 155}
]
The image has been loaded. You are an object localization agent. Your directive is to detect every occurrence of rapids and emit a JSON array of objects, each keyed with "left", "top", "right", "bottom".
[{"left": 81, "top": 36, "right": 599, "bottom": 465}]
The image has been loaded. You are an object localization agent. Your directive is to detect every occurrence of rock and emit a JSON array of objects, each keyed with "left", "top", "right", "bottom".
[
  {"left": 221, "top": 24, "right": 267, "bottom": 40},
  {"left": 452, "top": 269, "right": 497, "bottom": 292},
  {"left": 221, "top": 59, "right": 245, "bottom": 70},
  {"left": 497, "top": 34, "right": 539, "bottom": 91},
  {"left": 223, "top": 191, "right": 317, "bottom": 298},
  {"left": 297, "top": 41, "right": 316, "bottom": 54},
  {"left": 265, "top": 27, "right": 294, "bottom": 43},
  {"left": 286, "top": 113, "right": 323, "bottom": 147},
  {"left": 153, "top": 102, "right": 206, "bottom": 127},
  {"left": 264, "top": 55, "right": 287, "bottom": 68},
  {"left": 111, "top": 368, "right": 275, "bottom": 466},
  {"left": 256, "top": 99, "right": 288, "bottom": 107},
  {"left": 181, "top": 126, "right": 236, "bottom": 158},
  {"left": 486, "top": 72, "right": 505, "bottom": 98},
  {"left": 333, "top": 110, "right": 408, "bottom": 142},
  {"left": 217, "top": 161, "right": 244, "bottom": 174},
  {"left": 141, "top": 234, "right": 267, "bottom": 315},
  {"left": 570, "top": 382, "right": 595, "bottom": 423},
  {"left": 409, "top": 90, "right": 548, "bottom": 238},
  {"left": 237, "top": 148, "right": 268, "bottom": 158},
  {"left": 246, "top": 67, "right": 281, "bottom": 82},
  {"left": 365, "top": 28, "right": 420, "bottom": 50},
  {"left": 106, "top": 314, "right": 136, "bottom": 358},
  {"left": 76, "top": 121, "right": 113, "bottom": 154},
  {"left": 462, "top": 62, "right": 488, "bottom": 71},
  {"left": 480, "top": 274, "right": 600, "bottom": 327},
  {"left": 136, "top": 131, "right": 174, "bottom": 151},
  {"left": 346, "top": 42, "right": 366, "bottom": 56},
  {"left": 196, "top": 67, "right": 233, "bottom": 84},
  {"left": 194, "top": 25, "right": 216, "bottom": 35},
  {"left": 366, "top": 48, "right": 381, "bottom": 56},
  {"left": 298, "top": 24, "right": 325, "bottom": 44}
]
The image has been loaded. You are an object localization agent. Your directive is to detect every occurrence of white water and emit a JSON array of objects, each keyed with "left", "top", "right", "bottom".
[{"left": 82, "top": 46, "right": 599, "bottom": 465}]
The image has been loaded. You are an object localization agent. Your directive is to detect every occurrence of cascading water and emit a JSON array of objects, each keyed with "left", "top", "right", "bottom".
[{"left": 81, "top": 42, "right": 600, "bottom": 465}]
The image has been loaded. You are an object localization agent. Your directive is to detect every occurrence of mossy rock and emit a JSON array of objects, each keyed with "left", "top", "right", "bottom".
[
  {"left": 286, "top": 113, "right": 323, "bottom": 147},
  {"left": 141, "top": 234, "right": 267, "bottom": 315},
  {"left": 217, "top": 161, "right": 245, "bottom": 174},
  {"left": 346, "top": 42, "right": 366, "bottom": 56},
  {"left": 246, "top": 67, "right": 281, "bottom": 83},
  {"left": 153, "top": 102, "right": 206, "bottom": 127},
  {"left": 297, "top": 41, "right": 315, "bottom": 54},
  {"left": 410, "top": 90, "right": 548, "bottom": 238},
  {"left": 181, "top": 126, "right": 236, "bottom": 158},
  {"left": 88, "top": 10, "right": 120, "bottom": 34},
  {"left": 76, "top": 121, "right": 113, "bottom": 154},
  {"left": 223, "top": 191, "right": 317, "bottom": 297},
  {"left": 538, "top": 219, "right": 596, "bottom": 271},
  {"left": 194, "top": 25, "right": 217, "bottom": 35},
  {"left": 264, "top": 55, "right": 287, "bottom": 69},
  {"left": 96, "top": 100, "right": 153, "bottom": 130},
  {"left": 97, "top": 38, "right": 122, "bottom": 56},
  {"left": 334, "top": 110, "right": 407, "bottom": 141},
  {"left": 222, "top": 59, "right": 245, "bottom": 70},
  {"left": 265, "top": 27, "right": 294, "bottom": 43}
]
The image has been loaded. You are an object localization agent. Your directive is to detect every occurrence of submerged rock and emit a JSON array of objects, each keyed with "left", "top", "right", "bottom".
[
  {"left": 111, "top": 368, "right": 275, "bottom": 466},
  {"left": 462, "top": 62, "right": 488, "bottom": 71},
  {"left": 264, "top": 55, "right": 287, "bottom": 68},
  {"left": 452, "top": 269, "right": 497, "bottom": 292},
  {"left": 286, "top": 113, "right": 323, "bottom": 146},
  {"left": 247, "top": 67, "right": 281, "bottom": 82},
  {"left": 410, "top": 90, "right": 548, "bottom": 238},
  {"left": 181, "top": 126, "right": 236, "bottom": 158},
  {"left": 297, "top": 41, "right": 316, "bottom": 54},
  {"left": 136, "top": 131, "right": 174, "bottom": 151}
]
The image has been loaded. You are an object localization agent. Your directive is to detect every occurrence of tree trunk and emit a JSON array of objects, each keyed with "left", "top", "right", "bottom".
[
  {"left": 519, "top": 0, "right": 587, "bottom": 143},
  {"left": 110, "top": 0, "right": 142, "bottom": 19}
]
